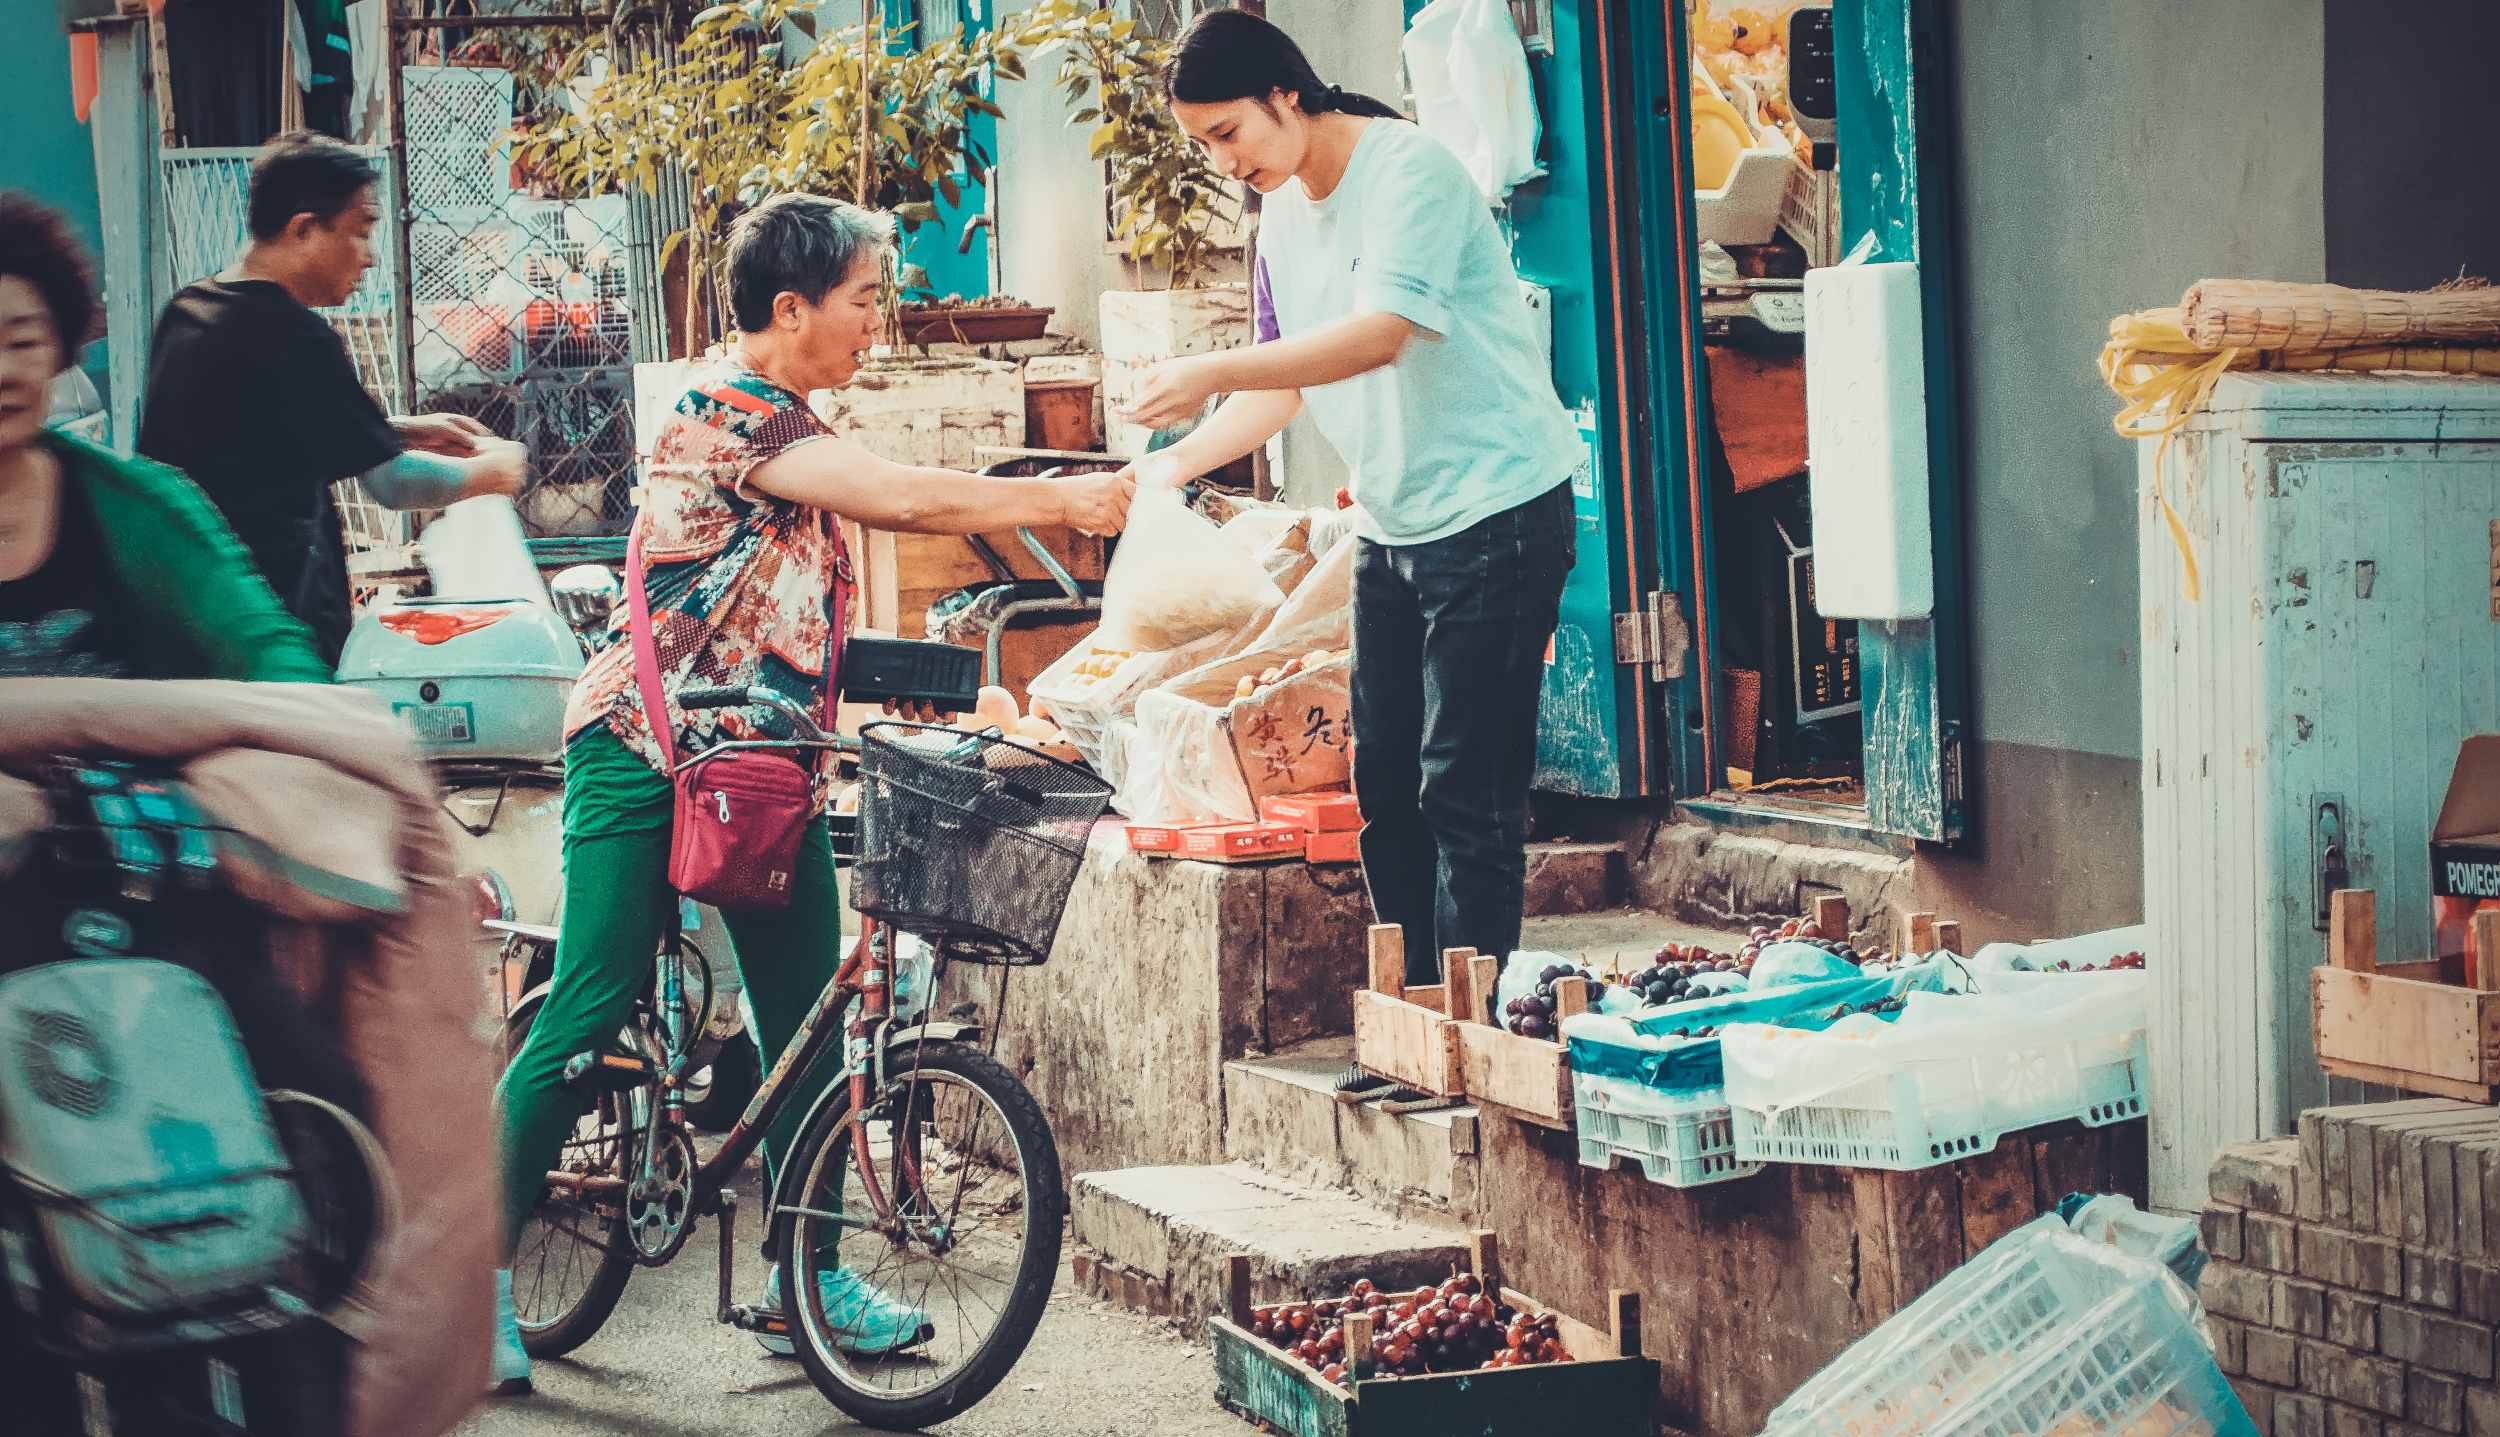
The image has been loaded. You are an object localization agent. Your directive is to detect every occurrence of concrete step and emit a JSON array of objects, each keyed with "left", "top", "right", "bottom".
[
  {"left": 1222, "top": 1036, "right": 1481, "bottom": 1223},
  {"left": 1522, "top": 840, "right": 1627, "bottom": 916},
  {"left": 1520, "top": 907, "right": 1752, "bottom": 969},
  {"left": 1069, "top": 1162, "right": 1469, "bottom": 1331}
]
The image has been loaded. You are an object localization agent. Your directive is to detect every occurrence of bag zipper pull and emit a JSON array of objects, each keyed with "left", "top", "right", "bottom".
[{"left": 714, "top": 789, "right": 732, "bottom": 823}]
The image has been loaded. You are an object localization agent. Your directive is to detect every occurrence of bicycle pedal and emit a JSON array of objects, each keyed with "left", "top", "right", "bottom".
[
  {"left": 723, "top": 1302, "right": 787, "bottom": 1337},
  {"left": 561, "top": 1050, "right": 655, "bottom": 1091}
]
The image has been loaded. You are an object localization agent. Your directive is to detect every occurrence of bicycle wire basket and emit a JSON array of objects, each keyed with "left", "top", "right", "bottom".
[{"left": 848, "top": 722, "right": 1115, "bottom": 966}]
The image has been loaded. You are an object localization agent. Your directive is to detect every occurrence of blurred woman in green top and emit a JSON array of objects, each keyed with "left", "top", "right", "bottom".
[{"left": 0, "top": 190, "right": 328, "bottom": 684}]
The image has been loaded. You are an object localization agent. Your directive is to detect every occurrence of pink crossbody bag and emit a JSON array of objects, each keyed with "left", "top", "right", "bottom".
[{"left": 623, "top": 518, "right": 851, "bottom": 911}]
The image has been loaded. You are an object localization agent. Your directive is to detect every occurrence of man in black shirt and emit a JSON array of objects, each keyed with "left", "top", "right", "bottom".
[{"left": 141, "top": 132, "right": 527, "bottom": 663}]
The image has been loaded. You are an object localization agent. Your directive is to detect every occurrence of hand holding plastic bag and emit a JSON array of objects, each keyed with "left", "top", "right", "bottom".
[{"left": 1093, "top": 488, "right": 1286, "bottom": 653}]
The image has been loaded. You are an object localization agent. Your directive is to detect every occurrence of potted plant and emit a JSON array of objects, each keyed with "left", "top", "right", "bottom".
[
  {"left": 1010, "top": 1, "right": 1251, "bottom": 457},
  {"left": 511, "top": 0, "right": 1044, "bottom": 349}
]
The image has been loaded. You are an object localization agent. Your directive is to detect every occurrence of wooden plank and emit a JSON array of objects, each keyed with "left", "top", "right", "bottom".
[
  {"left": 1209, "top": 1315, "right": 1351, "bottom": 1437},
  {"left": 1229, "top": 1253, "right": 1253, "bottom": 1330},
  {"left": 2314, "top": 966, "right": 2496, "bottom": 1084},
  {"left": 1352, "top": 1356, "right": 1658, "bottom": 1437},
  {"left": 1344, "top": 1311, "right": 1375, "bottom": 1381},
  {"left": 1815, "top": 895, "right": 1850, "bottom": 941},
  {"left": 1609, "top": 1290, "right": 1641, "bottom": 1359},
  {"left": 1470, "top": 1231, "right": 1502, "bottom": 1294},
  {"left": 1455, "top": 1021, "right": 1572, "bottom": 1128},
  {"left": 1368, "top": 925, "right": 1404, "bottom": 1000},
  {"left": 891, "top": 526, "right": 1105, "bottom": 593},
  {"left": 2479, "top": 911, "right": 2500, "bottom": 991},
  {"left": 1467, "top": 955, "right": 1502, "bottom": 1026},
  {"left": 2320, "top": 1055, "right": 2496, "bottom": 1104},
  {"left": 146, "top": 13, "right": 176, "bottom": 148},
  {"left": 2333, "top": 889, "right": 2378, "bottom": 972},
  {"left": 1903, "top": 910, "right": 1937, "bottom": 956},
  {"left": 1353, "top": 989, "right": 1458, "bottom": 1096},
  {"left": 1956, "top": 1139, "right": 2040, "bottom": 1256},
  {"left": 1444, "top": 948, "right": 1481, "bottom": 1024},
  {"left": 1934, "top": 919, "right": 1963, "bottom": 955},
  {"left": 1554, "top": 976, "right": 1590, "bottom": 1020}
]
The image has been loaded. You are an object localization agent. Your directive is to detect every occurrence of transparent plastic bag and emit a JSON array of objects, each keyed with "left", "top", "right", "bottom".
[{"left": 1094, "top": 487, "right": 1285, "bottom": 652}]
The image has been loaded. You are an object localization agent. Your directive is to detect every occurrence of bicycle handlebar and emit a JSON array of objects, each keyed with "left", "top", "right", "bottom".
[
  {"left": 677, "top": 686, "right": 752, "bottom": 710},
  {"left": 672, "top": 684, "right": 838, "bottom": 747}
]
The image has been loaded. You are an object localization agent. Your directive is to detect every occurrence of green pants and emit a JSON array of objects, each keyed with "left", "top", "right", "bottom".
[{"left": 496, "top": 726, "right": 846, "bottom": 1259}]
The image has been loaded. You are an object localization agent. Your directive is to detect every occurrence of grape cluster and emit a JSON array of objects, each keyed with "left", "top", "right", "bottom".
[
  {"left": 1248, "top": 1272, "right": 1573, "bottom": 1387},
  {"left": 1502, "top": 963, "right": 1607, "bottom": 1038}
]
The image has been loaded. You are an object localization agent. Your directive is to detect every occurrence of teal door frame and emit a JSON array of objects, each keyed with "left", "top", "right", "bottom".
[
  {"left": 1404, "top": 0, "right": 1666, "bottom": 799},
  {"left": 1614, "top": 0, "right": 1969, "bottom": 840}
]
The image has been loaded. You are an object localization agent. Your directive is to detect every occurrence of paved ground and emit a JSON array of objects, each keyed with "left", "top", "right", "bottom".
[
  {"left": 454, "top": 1157, "right": 1243, "bottom": 1437},
  {"left": 1521, "top": 907, "right": 1751, "bottom": 969}
]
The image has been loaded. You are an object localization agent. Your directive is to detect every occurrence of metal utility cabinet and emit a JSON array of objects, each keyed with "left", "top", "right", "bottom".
[{"left": 2142, "top": 373, "right": 2500, "bottom": 1212}]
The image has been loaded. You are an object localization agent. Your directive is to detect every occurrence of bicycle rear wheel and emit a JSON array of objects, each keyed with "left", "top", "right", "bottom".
[
  {"left": 775, "top": 1042, "right": 1063, "bottom": 1430},
  {"left": 505, "top": 1010, "right": 642, "bottom": 1358}
]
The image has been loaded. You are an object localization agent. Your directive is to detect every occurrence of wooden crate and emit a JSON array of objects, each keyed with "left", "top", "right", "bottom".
[
  {"left": 1208, "top": 1235, "right": 1656, "bottom": 1437},
  {"left": 1453, "top": 953, "right": 1580, "bottom": 1131},
  {"left": 2314, "top": 890, "right": 2500, "bottom": 1102},
  {"left": 1350, "top": 926, "right": 1462, "bottom": 1098}
]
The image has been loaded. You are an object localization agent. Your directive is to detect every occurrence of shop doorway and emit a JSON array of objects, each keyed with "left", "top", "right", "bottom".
[{"left": 1623, "top": 0, "right": 1969, "bottom": 842}]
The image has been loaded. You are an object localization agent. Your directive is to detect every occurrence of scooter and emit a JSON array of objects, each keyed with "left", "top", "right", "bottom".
[{"left": 334, "top": 564, "right": 761, "bottom": 1127}]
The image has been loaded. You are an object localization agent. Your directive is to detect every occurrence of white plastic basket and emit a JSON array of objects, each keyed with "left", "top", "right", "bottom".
[
  {"left": 1573, "top": 1074, "right": 1761, "bottom": 1188},
  {"left": 1766, "top": 1226, "right": 2253, "bottom": 1437},
  {"left": 1732, "top": 1027, "right": 2148, "bottom": 1172}
]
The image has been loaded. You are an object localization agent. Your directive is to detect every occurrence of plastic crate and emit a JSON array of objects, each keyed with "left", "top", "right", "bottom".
[
  {"left": 1765, "top": 1224, "right": 2253, "bottom": 1437},
  {"left": 1573, "top": 1077, "right": 1761, "bottom": 1188},
  {"left": 1732, "top": 1027, "right": 2148, "bottom": 1172}
]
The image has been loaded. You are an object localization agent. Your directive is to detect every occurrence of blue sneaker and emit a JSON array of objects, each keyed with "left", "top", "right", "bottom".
[
  {"left": 490, "top": 1269, "right": 532, "bottom": 1396},
  {"left": 755, "top": 1266, "right": 936, "bottom": 1357}
]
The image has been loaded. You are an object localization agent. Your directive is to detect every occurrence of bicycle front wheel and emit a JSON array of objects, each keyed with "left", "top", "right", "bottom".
[{"left": 775, "top": 1042, "right": 1063, "bottom": 1430}]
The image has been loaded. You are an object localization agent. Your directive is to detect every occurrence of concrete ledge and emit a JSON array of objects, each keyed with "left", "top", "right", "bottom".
[
  {"left": 945, "top": 837, "right": 1372, "bottom": 1181},
  {"left": 1222, "top": 1037, "right": 1482, "bottom": 1222},
  {"left": 1524, "top": 841, "right": 1627, "bottom": 916},
  {"left": 1070, "top": 1163, "right": 1468, "bottom": 1332},
  {"left": 1628, "top": 818, "right": 1915, "bottom": 946}
]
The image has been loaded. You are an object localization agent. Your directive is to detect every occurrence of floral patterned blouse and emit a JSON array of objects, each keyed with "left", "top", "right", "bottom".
[{"left": 562, "top": 354, "right": 851, "bottom": 787}]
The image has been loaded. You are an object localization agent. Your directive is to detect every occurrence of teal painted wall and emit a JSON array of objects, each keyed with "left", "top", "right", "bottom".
[{"left": 0, "top": 14, "right": 110, "bottom": 391}]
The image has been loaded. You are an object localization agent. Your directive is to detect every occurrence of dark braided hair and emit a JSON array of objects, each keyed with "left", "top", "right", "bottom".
[
  {"left": 0, "top": 191, "right": 100, "bottom": 358},
  {"left": 1160, "top": 9, "right": 1406, "bottom": 121}
]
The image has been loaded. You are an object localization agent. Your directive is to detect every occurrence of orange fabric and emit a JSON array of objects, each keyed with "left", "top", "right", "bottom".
[
  {"left": 380, "top": 605, "right": 518, "bottom": 645},
  {"left": 69, "top": 34, "right": 98, "bottom": 124},
  {"left": 1705, "top": 345, "right": 1809, "bottom": 493}
]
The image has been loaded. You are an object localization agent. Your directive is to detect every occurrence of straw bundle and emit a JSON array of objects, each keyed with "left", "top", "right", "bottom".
[{"left": 2180, "top": 277, "right": 2500, "bottom": 351}]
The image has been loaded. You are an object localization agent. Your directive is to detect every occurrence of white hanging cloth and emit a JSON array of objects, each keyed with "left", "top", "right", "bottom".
[{"left": 1400, "top": 0, "right": 1545, "bottom": 204}]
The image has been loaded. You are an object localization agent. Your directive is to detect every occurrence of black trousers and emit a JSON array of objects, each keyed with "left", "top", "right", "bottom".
[{"left": 1352, "top": 481, "right": 1575, "bottom": 986}]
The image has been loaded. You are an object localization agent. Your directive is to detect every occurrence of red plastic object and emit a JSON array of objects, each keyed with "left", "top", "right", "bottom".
[
  {"left": 379, "top": 605, "right": 520, "bottom": 645},
  {"left": 1259, "top": 792, "right": 1363, "bottom": 832},
  {"left": 1305, "top": 828, "right": 1363, "bottom": 865}
]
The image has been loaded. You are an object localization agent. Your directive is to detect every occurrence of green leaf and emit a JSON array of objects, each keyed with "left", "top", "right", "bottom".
[{"left": 938, "top": 173, "right": 961, "bottom": 207}]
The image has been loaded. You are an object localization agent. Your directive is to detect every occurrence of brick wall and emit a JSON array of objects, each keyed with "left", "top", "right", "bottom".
[{"left": 2199, "top": 1101, "right": 2500, "bottom": 1437}]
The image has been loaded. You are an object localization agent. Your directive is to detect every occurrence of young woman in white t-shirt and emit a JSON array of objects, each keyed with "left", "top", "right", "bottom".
[{"left": 1123, "top": 9, "right": 1579, "bottom": 1001}]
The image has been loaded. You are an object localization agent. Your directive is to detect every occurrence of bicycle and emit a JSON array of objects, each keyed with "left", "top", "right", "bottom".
[{"left": 491, "top": 685, "right": 1114, "bottom": 1430}]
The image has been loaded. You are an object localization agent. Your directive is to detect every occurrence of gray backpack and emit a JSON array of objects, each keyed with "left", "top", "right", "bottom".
[{"left": 0, "top": 958, "right": 314, "bottom": 1357}]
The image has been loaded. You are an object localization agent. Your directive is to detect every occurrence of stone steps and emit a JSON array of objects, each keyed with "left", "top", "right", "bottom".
[
  {"left": 1223, "top": 1036, "right": 1483, "bottom": 1224},
  {"left": 1068, "top": 1162, "right": 1470, "bottom": 1331}
]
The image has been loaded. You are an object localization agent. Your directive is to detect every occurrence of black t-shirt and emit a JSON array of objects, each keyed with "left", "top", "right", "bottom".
[
  {"left": 139, "top": 278, "right": 401, "bottom": 663},
  {"left": 0, "top": 470, "right": 144, "bottom": 678}
]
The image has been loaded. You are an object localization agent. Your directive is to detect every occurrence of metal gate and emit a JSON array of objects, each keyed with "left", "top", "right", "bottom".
[{"left": 383, "top": 15, "right": 649, "bottom": 541}]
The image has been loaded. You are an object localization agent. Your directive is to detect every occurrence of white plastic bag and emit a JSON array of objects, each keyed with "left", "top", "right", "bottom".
[
  {"left": 423, "top": 495, "right": 550, "bottom": 607},
  {"left": 1094, "top": 487, "right": 1285, "bottom": 653},
  {"left": 1402, "top": 0, "right": 1544, "bottom": 203}
]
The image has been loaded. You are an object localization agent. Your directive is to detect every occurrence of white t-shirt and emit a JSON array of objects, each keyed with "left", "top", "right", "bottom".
[{"left": 1254, "top": 118, "right": 1578, "bottom": 546}]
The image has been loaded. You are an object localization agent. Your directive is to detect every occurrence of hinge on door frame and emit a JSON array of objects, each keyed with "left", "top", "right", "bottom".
[
  {"left": 1612, "top": 591, "right": 1690, "bottom": 682},
  {"left": 1941, "top": 718, "right": 1967, "bottom": 844}
]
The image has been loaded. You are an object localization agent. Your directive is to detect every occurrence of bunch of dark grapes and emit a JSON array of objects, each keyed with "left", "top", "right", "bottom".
[
  {"left": 1502, "top": 963, "right": 1606, "bottom": 1038},
  {"left": 1621, "top": 940, "right": 1753, "bottom": 1010},
  {"left": 1250, "top": 1272, "right": 1553, "bottom": 1385}
]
